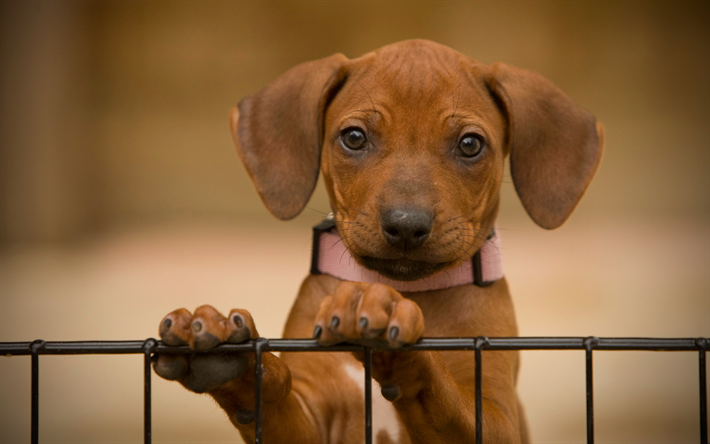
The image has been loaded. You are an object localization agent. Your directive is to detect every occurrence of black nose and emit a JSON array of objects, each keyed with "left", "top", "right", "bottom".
[{"left": 380, "top": 208, "right": 433, "bottom": 250}]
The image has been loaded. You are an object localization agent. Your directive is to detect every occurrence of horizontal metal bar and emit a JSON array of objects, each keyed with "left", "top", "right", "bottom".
[
  {"left": 590, "top": 337, "right": 702, "bottom": 351},
  {"left": 487, "top": 337, "right": 704, "bottom": 351},
  {"left": 1, "top": 337, "right": 705, "bottom": 356},
  {"left": 1, "top": 341, "right": 153, "bottom": 355}
]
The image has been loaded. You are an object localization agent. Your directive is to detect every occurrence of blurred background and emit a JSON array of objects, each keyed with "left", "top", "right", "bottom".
[{"left": 0, "top": 1, "right": 707, "bottom": 443}]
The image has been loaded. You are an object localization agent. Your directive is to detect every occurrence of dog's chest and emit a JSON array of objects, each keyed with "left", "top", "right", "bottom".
[{"left": 343, "top": 362, "right": 403, "bottom": 444}]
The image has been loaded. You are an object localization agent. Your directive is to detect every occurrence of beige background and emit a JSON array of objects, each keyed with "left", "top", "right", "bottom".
[{"left": 1, "top": 1, "right": 708, "bottom": 443}]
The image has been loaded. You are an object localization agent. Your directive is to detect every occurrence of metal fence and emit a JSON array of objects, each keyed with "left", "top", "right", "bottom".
[{"left": 1, "top": 336, "right": 707, "bottom": 444}]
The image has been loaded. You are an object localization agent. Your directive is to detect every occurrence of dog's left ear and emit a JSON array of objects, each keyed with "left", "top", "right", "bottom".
[
  {"left": 487, "top": 63, "right": 604, "bottom": 229},
  {"left": 230, "top": 54, "right": 349, "bottom": 220}
]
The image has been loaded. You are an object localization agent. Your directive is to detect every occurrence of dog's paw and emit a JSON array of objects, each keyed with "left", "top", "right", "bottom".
[
  {"left": 152, "top": 305, "right": 257, "bottom": 393},
  {"left": 313, "top": 282, "right": 424, "bottom": 348}
]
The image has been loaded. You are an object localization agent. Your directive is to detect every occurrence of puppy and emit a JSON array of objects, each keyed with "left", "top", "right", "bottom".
[{"left": 153, "top": 39, "right": 603, "bottom": 443}]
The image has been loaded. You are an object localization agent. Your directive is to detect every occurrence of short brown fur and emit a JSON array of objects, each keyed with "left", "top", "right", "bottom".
[{"left": 155, "top": 40, "right": 603, "bottom": 443}]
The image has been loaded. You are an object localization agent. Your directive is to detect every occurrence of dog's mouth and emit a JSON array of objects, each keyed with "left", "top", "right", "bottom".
[{"left": 358, "top": 256, "right": 450, "bottom": 281}]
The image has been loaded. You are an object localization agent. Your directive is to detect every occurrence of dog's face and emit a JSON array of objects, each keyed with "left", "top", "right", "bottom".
[
  {"left": 231, "top": 40, "right": 603, "bottom": 280},
  {"left": 320, "top": 45, "right": 507, "bottom": 280}
]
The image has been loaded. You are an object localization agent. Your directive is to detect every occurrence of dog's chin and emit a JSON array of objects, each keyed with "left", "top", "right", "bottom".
[{"left": 358, "top": 256, "right": 448, "bottom": 282}]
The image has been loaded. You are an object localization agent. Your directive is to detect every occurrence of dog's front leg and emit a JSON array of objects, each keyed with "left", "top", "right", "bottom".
[
  {"left": 370, "top": 349, "right": 521, "bottom": 444},
  {"left": 153, "top": 306, "right": 321, "bottom": 443},
  {"left": 314, "top": 282, "right": 521, "bottom": 444}
]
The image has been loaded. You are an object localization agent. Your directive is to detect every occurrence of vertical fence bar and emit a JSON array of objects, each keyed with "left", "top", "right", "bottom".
[
  {"left": 31, "top": 352, "right": 38, "bottom": 444},
  {"left": 584, "top": 337, "right": 598, "bottom": 444},
  {"left": 143, "top": 339, "right": 157, "bottom": 444},
  {"left": 364, "top": 347, "right": 373, "bottom": 444},
  {"left": 254, "top": 338, "right": 267, "bottom": 444},
  {"left": 475, "top": 336, "right": 488, "bottom": 444},
  {"left": 30, "top": 340, "right": 44, "bottom": 444},
  {"left": 698, "top": 338, "right": 707, "bottom": 444}
]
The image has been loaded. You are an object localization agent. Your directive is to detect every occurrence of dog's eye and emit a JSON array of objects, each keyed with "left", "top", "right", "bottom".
[
  {"left": 458, "top": 134, "right": 485, "bottom": 158},
  {"left": 341, "top": 128, "right": 367, "bottom": 150}
]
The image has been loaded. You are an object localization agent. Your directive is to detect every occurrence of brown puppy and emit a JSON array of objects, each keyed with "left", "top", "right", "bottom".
[{"left": 153, "top": 40, "right": 603, "bottom": 443}]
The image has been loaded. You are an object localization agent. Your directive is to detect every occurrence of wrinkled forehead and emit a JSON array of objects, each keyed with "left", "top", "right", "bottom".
[{"left": 328, "top": 45, "right": 500, "bottom": 127}]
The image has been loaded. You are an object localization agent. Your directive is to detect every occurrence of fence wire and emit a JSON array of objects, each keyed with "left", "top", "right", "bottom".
[{"left": 1, "top": 336, "right": 707, "bottom": 444}]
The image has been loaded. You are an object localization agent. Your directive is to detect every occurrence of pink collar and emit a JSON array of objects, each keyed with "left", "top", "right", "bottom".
[{"left": 310, "top": 218, "right": 503, "bottom": 292}]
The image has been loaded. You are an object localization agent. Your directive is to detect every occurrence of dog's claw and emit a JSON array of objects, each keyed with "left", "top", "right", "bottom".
[
  {"left": 159, "top": 309, "right": 192, "bottom": 346},
  {"left": 359, "top": 317, "right": 368, "bottom": 329}
]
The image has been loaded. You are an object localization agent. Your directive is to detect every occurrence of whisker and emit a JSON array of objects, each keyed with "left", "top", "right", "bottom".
[
  {"left": 306, "top": 207, "right": 329, "bottom": 215},
  {"left": 329, "top": 237, "right": 347, "bottom": 251}
]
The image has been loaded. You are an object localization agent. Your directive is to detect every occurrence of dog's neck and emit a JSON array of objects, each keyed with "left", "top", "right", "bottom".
[{"left": 310, "top": 217, "right": 503, "bottom": 292}]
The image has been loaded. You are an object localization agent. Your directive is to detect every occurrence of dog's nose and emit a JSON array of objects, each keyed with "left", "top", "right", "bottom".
[{"left": 380, "top": 208, "right": 433, "bottom": 250}]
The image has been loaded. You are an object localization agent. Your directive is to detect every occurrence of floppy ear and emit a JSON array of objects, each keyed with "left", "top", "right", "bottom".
[
  {"left": 488, "top": 63, "right": 604, "bottom": 229},
  {"left": 230, "top": 54, "right": 348, "bottom": 220}
]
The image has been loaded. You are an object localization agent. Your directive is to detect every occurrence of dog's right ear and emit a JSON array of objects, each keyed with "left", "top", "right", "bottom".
[
  {"left": 487, "top": 63, "right": 604, "bottom": 229},
  {"left": 230, "top": 54, "right": 349, "bottom": 220}
]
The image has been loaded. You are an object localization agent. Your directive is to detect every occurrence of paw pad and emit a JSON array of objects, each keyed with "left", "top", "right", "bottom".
[
  {"left": 235, "top": 409, "right": 256, "bottom": 424},
  {"left": 381, "top": 382, "right": 401, "bottom": 401}
]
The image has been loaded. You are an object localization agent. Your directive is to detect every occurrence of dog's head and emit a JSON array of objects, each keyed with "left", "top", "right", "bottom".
[{"left": 231, "top": 40, "right": 603, "bottom": 281}]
